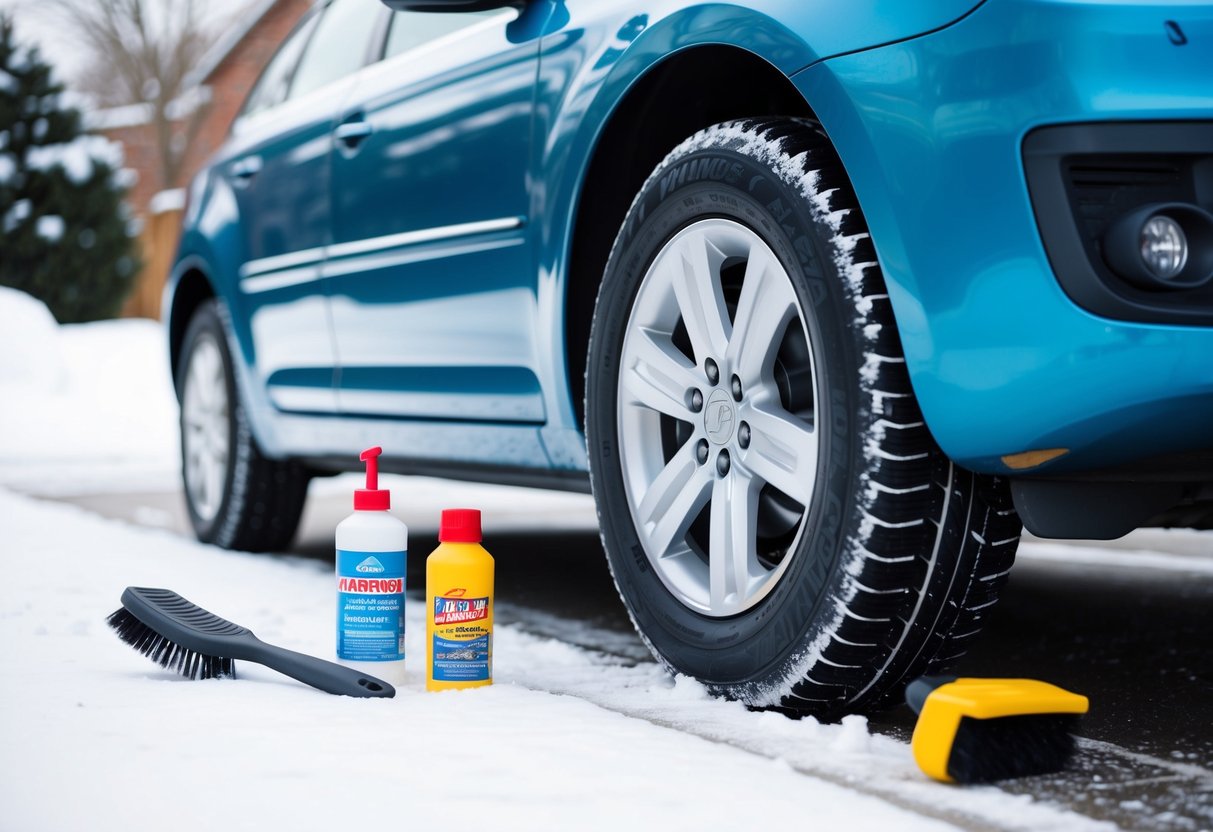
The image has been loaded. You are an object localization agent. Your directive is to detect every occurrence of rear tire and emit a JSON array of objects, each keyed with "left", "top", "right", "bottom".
[
  {"left": 585, "top": 119, "right": 1021, "bottom": 718},
  {"left": 177, "top": 299, "right": 308, "bottom": 552}
]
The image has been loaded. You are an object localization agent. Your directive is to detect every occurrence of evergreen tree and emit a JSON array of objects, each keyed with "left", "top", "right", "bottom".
[{"left": 0, "top": 13, "right": 139, "bottom": 323}]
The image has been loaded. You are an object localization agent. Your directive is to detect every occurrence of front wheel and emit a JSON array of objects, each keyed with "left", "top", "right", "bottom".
[
  {"left": 177, "top": 299, "right": 309, "bottom": 552},
  {"left": 585, "top": 119, "right": 1021, "bottom": 717}
]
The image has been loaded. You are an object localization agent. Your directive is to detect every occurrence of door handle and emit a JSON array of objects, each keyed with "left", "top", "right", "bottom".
[
  {"left": 334, "top": 119, "right": 373, "bottom": 150},
  {"left": 231, "top": 155, "right": 263, "bottom": 182}
]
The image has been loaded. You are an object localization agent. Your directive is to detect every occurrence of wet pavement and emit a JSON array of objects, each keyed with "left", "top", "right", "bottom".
[{"left": 46, "top": 484, "right": 1213, "bottom": 830}]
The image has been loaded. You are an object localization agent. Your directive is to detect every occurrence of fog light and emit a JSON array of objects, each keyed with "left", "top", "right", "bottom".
[
  {"left": 1103, "top": 202, "right": 1213, "bottom": 291},
  {"left": 1139, "top": 215, "right": 1187, "bottom": 281}
]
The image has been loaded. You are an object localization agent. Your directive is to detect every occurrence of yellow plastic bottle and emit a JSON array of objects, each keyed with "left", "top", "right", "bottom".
[{"left": 426, "top": 508, "right": 494, "bottom": 691}]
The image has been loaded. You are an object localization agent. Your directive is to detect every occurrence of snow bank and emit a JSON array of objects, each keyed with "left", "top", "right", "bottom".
[
  {"left": 0, "top": 288, "right": 179, "bottom": 493},
  {"left": 0, "top": 286, "right": 65, "bottom": 390}
]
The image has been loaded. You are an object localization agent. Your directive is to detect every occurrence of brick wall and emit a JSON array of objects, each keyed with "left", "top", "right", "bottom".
[{"left": 100, "top": 120, "right": 165, "bottom": 220}]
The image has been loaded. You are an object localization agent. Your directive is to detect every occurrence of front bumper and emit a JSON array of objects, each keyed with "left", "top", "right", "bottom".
[{"left": 793, "top": 0, "right": 1213, "bottom": 476}]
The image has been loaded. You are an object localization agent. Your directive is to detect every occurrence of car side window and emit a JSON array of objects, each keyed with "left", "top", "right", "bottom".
[
  {"left": 383, "top": 10, "right": 498, "bottom": 60},
  {"left": 241, "top": 10, "right": 321, "bottom": 118},
  {"left": 289, "top": 0, "right": 385, "bottom": 100}
]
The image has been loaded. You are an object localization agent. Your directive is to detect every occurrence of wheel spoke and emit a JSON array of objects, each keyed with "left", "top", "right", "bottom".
[
  {"left": 183, "top": 371, "right": 204, "bottom": 422},
  {"left": 741, "top": 405, "right": 818, "bottom": 505},
  {"left": 726, "top": 245, "right": 798, "bottom": 387},
  {"left": 620, "top": 327, "right": 700, "bottom": 421},
  {"left": 709, "top": 471, "right": 761, "bottom": 613},
  {"left": 669, "top": 231, "right": 731, "bottom": 366},
  {"left": 183, "top": 406, "right": 206, "bottom": 431},
  {"left": 193, "top": 345, "right": 217, "bottom": 408},
  {"left": 209, "top": 428, "right": 229, "bottom": 461},
  {"left": 637, "top": 441, "right": 712, "bottom": 557},
  {"left": 201, "top": 451, "right": 218, "bottom": 514}
]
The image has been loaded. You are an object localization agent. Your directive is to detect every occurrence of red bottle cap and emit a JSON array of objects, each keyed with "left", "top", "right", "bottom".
[
  {"left": 439, "top": 508, "right": 482, "bottom": 543},
  {"left": 354, "top": 446, "right": 390, "bottom": 511}
]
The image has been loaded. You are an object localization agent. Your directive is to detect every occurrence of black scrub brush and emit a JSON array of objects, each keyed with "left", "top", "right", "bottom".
[
  {"left": 107, "top": 586, "right": 395, "bottom": 698},
  {"left": 905, "top": 676, "right": 1088, "bottom": 783}
]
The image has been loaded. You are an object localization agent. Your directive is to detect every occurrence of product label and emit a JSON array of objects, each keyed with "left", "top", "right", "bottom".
[
  {"left": 431, "top": 591, "right": 491, "bottom": 682},
  {"left": 337, "top": 549, "right": 405, "bottom": 662},
  {"left": 432, "top": 633, "right": 490, "bottom": 682},
  {"left": 432, "top": 594, "right": 489, "bottom": 625}
]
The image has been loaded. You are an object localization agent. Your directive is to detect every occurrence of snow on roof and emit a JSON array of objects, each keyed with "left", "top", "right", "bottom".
[
  {"left": 149, "top": 188, "right": 186, "bottom": 214},
  {"left": 182, "top": 0, "right": 282, "bottom": 91},
  {"left": 86, "top": 102, "right": 155, "bottom": 131}
]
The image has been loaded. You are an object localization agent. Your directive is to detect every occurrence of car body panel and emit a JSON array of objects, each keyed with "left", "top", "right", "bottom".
[
  {"left": 328, "top": 11, "right": 542, "bottom": 423},
  {"left": 226, "top": 81, "right": 354, "bottom": 417},
  {"left": 168, "top": 0, "right": 1213, "bottom": 481},
  {"left": 794, "top": 0, "right": 1213, "bottom": 473}
]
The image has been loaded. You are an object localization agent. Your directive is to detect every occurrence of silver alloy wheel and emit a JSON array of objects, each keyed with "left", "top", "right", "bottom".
[
  {"left": 181, "top": 335, "right": 230, "bottom": 523},
  {"left": 617, "top": 218, "right": 820, "bottom": 617}
]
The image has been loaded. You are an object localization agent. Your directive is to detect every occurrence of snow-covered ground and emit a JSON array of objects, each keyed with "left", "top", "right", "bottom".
[
  {"left": 1, "top": 288, "right": 1208, "bottom": 830},
  {"left": 2, "top": 487, "right": 975, "bottom": 832}
]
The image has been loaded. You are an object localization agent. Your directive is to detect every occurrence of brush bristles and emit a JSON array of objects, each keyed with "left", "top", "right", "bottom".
[
  {"left": 948, "top": 713, "right": 1079, "bottom": 784},
  {"left": 106, "top": 607, "right": 235, "bottom": 680}
]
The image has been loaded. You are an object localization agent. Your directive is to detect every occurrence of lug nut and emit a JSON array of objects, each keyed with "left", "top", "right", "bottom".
[
  {"left": 688, "top": 389, "right": 703, "bottom": 412},
  {"left": 738, "top": 421, "right": 751, "bottom": 449},
  {"left": 696, "top": 439, "right": 709, "bottom": 465},
  {"left": 705, "top": 359, "right": 719, "bottom": 385},
  {"left": 730, "top": 375, "right": 743, "bottom": 402},
  {"left": 716, "top": 449, "right": 731, "bottom": 476}
]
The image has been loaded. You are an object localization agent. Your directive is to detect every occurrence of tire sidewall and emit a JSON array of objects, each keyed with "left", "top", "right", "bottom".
[{"left": 587, "top": 136, "right": 868, "bottom": 690}]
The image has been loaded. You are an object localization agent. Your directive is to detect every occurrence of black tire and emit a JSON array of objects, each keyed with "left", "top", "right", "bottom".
[
  {"left": 176, "top": 299, "right": 309, "bottom": 552},
  {"left": 585, "top": 119, "right": 1021, "bottom": 718}
]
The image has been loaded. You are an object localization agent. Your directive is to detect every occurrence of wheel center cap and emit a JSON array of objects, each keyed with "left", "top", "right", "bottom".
[{"left": 703, "top": 389, "right": 736, "bottom": 445}]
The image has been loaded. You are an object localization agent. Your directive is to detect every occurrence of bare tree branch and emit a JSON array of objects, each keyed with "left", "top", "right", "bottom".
[{"left": 42, "top": 0, "right": 229, "bottom": 192}]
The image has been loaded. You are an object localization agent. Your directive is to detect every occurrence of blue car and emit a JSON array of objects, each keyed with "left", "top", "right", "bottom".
[{"left": 166, "top": 0, "right": 1213, "bottom": 716}]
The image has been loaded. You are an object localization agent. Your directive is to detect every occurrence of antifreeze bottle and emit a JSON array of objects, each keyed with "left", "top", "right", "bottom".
[
  {"left": 426, "top": 508, "right": 494, "bottom": 691},
  {"left": 336, "top": 446, "right": 407, "bottom": 685}
]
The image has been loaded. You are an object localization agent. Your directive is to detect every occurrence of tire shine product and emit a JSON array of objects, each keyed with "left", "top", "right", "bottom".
[
  {"left": 426, "top": 509, "right": 493, "bottom": 691},
  {"left": 336, "top": 446, "right": 407, "bottom": 685}
]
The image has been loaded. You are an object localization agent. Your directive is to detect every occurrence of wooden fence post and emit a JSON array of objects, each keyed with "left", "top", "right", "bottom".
[{"left": 121, "top": 191, "right": 185, "bottom": 320}]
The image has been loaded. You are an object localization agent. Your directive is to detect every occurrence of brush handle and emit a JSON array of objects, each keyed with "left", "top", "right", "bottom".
[
  {"left": 905, "top": 675, "right": 957, "bottom": 714},
  {"left": 252, "top": 641, "right": 396, "bottom": 698}
]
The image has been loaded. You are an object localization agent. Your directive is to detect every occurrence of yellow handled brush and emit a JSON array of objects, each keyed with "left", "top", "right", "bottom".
[{"left": 905, "top": 676, "right": 1089, "bottom": 784}]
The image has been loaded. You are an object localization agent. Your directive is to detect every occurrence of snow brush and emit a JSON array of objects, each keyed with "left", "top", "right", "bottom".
[
  {"left": 905, "top": 676, "right": 1087, "bottom": 784},
  {"left": 106, "top": 587, "right": 395, "bottom": 698}
]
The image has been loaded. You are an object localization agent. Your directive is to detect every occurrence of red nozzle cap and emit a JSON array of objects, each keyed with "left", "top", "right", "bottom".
[
  {"left": 354, "top": 446, "right": 390, "bottom": 511},
  {"left": 439, "top": 508, "right": 482, "bottom": 543}
]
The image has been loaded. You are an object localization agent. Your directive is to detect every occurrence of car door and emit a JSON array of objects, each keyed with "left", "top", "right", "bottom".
[
  {"left": 326, "top": 10, "right": 542, "bottom": 423},
  {"left": 230, "top": 0, "right": 385, "bottom": 415}
]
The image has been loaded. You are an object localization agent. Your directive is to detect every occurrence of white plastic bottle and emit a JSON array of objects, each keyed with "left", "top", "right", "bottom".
[{"left": 336, "top": 446, "right": 408, "bottom": 685}]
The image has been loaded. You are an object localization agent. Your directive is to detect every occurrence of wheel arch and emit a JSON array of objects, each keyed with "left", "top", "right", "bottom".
[
  {"left": 166, "top": 256, "right": 216, "bottom": 393},
  {"left": 560, "top": 44, "right": 817, "bottom": 429}
]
